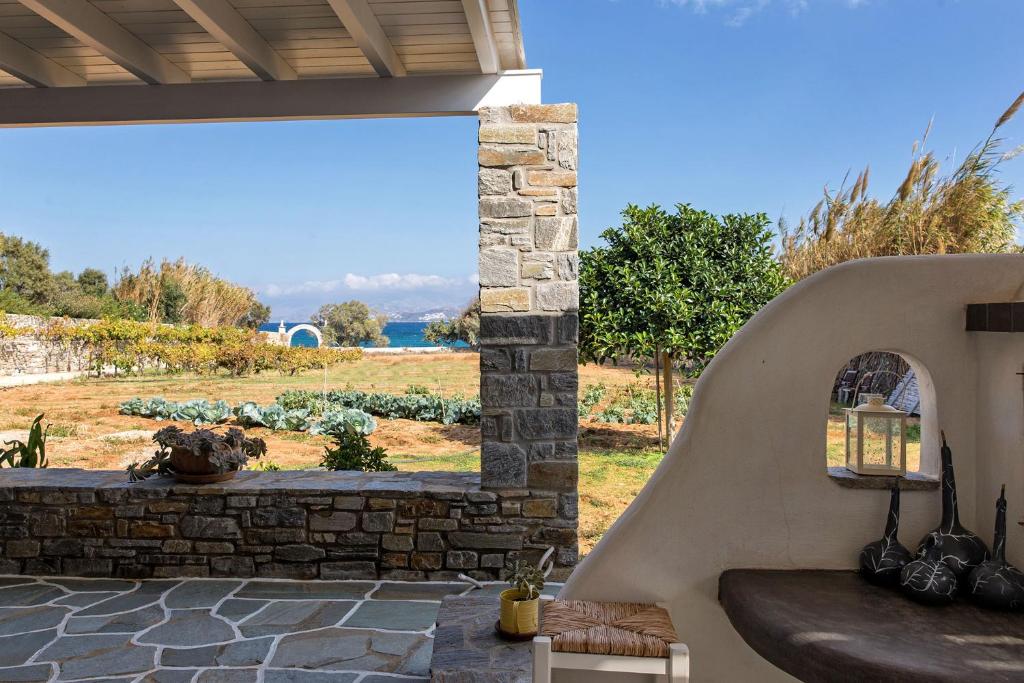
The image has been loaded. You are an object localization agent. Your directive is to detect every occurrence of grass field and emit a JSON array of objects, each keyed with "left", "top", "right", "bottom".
[
  {"left": 0, "top": 354, "right": 897, "bottom": 556},
  {"left": 0, "top": 353, "right": 663, "bottom": 555}
]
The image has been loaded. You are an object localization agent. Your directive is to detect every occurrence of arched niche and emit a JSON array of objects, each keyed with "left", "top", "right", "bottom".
[{"left": 827, "top": 350, "right": 938, "bottom": 479}]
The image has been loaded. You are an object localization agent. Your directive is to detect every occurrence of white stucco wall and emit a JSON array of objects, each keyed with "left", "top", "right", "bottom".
[{"left": 559, "top": 254, "right": 1024, "bottom": 683}]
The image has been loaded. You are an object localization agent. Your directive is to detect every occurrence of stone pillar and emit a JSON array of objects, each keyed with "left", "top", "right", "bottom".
[{"left": 477, "top": 103, "right": 579, "bottom": 576}]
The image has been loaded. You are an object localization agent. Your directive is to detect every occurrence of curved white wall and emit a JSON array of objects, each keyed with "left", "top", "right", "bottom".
[{"left": 562, "top": 254, "right": 1024, "bottom": 682}]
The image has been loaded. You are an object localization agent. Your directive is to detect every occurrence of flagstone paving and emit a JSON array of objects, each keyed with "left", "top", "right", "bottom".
[{"left": 0, "top": 575, "right": 556, "bottom": 682}]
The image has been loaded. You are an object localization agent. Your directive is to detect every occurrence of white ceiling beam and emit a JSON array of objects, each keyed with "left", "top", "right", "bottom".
[
  {"left": 0, "top": 30, "right": 83, "bottom": 87},
  {"left": 0, "top": 70, "right": 543, "bottom": 127},
  {"left": 172, "top": 0, "right": 295, "bottom": 82},
  {"left": 18, "top": 0, "right": 189, "bottom": 85},
  {"left": 461, "top": 0, "right": 499, "bottom": 74},
  {"left": 325, "top": 0, "right": 405, "bottom": 78}
]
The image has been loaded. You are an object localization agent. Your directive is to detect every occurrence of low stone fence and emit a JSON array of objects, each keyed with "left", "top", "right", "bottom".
[
  {"left": 0, "top": 314, "right": 96, "bottom": 376},
  {"left": 0, "top": 469, "right": 577, "bottom": 581}
]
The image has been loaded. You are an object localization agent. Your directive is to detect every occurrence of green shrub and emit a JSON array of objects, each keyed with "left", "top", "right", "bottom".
[
  {"left": 321, "top": 431, "right": 396, "bottom": 472},
  {"left": 277, "top": 389, "right": 480, "bottom": 426},
  {"left": 578, "top": 383, "right": 607, "bottom": 418}
]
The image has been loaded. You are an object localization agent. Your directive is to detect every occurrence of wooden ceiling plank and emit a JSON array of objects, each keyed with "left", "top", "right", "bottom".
[
  {"left": 325, "top": 0, "right": 405, "bottom": 77},
  {"left": 18, "top": 0, "right": 189, "bottom": 83},
  {"left": 0, "top": 28, "right": 83, "bottom": 85},
  {"left": 172, "top": 0, "right": 295, "bottom": 80}
]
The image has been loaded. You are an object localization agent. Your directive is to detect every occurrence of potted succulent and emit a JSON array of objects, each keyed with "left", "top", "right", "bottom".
[
  {"left": 127, "top": 426, "right": 266, "bottom": 484},
  {"left": 499, "top": 560, "right": 546, "bottom": 638}
]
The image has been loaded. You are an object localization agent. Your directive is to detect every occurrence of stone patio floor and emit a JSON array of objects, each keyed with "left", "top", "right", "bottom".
[{"left": 0, "top": 575, "right": 561, "bottom": 683}]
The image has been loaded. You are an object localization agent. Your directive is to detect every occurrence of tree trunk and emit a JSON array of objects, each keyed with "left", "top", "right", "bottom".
[
  {"left": 662, "top": 351, "right": 674, "bottom": 440},
  {"left": 654, "top": 349, "right": 664, "bottom": 449}
]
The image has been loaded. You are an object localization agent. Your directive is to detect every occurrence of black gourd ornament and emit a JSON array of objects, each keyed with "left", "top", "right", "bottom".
[
  {"left": 968, "top": 485, "right": 1024, "bottom": 611},
  {"left": 917, "top": 431, "right": 989, "bottom": 583},
  {"left": 859, "top": 486, "right": 913, "bottom": 585},
  {"left": 900, "top": 533, "right": 958, "bottom": 605}
]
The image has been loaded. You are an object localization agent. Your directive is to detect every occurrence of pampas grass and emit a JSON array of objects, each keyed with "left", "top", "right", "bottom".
[{"left": 781, "top": 91, "right": 1024, "bottom": 280}]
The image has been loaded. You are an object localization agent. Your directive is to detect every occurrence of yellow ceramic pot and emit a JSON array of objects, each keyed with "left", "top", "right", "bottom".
[{"left": 499, "top": 588, "right": 539, "bottom": 636}]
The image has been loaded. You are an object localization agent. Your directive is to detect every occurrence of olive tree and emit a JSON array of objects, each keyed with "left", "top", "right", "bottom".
[
  {"left": 315, "top": 300, "right": 389, "bottom": 348},
  {"left": 579, "top": 203, "right": 788, "bottom": 442}
]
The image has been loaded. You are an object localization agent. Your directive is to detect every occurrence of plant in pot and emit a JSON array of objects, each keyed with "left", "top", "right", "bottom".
[
  {"left": 127, "top": 426, "right": 266, "bottom": 484},
  {"left": 499, "top": 560, "right": 546, "bottom": 638}
]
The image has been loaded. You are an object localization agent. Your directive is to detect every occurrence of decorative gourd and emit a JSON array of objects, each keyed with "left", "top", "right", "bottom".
[
  {"left": 859, "top": 485, "right": 913, "bottom": 586},
  {"left": 900, "top": 533, "right": 958, "bottom": 605},
  {"left": 916, "top": 431, "right": 988, "bottom": 583},
  {"left": 968, "top": 485, "right": 1024, "bottom": 611}
]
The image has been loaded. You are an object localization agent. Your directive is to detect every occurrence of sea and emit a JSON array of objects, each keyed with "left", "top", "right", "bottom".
[{"left": 264, "top": 321, "right": 466, "bottom": 348}]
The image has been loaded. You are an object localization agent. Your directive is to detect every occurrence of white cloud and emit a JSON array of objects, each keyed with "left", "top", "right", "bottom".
[
  {"left": 262, "top": 272, "right": 472, "bottom": 297},
  {"left": 343, "top": 273, "right": 463, "bottom": 290},
  {"left": 658, "top": 0, "right": 865, "bottom": 25}
]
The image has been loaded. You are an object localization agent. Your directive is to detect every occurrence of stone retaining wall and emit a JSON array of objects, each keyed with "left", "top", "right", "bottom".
[
  {"left": 0, "top": 469, "right": 576, "bottom": 581},
  {"left": 0, "top": 314, "right": 96, "bottom": 376}
]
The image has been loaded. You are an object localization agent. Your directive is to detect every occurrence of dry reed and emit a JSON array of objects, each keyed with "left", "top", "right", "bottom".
[{"left": 781, "top": 91, "right": 1024, "bottom": 280}]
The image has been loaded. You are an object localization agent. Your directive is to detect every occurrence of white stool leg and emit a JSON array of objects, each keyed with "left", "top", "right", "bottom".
[
  {"left": 533, "top": 636, "right": 552, "bottom": 683},
  {"left": 667, "top": 643, "right": 689, "bottom": 683}
]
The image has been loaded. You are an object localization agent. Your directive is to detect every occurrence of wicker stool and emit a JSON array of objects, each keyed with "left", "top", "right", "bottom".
[{"left": 532, "top": 598, "right": 689, "bottom": 682}]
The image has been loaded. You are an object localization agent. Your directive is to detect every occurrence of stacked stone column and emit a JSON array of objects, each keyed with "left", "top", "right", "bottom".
[{"left": 477, "top": 104, "right": 579, "bottom": 576}]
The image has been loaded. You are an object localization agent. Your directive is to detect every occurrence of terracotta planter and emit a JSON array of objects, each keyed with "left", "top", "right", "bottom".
[
  {"left": 168, "top": 446, "right": 239, "bottom": 484},
  {"left": 499, "top": 588, "right": 539, "bottom": 637}
]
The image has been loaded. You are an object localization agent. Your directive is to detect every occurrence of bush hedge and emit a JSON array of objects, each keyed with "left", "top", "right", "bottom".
[{"left": 0, "top": 315, "right": 360, "bottom": 376}]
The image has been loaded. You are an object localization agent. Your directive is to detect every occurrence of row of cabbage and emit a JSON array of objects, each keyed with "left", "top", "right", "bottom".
[
  {"left": 118, "top": 397, "right": 376, "bottom": 436},
  {"left": 276, "top": 389, "right": 480, "bottom": 426}
]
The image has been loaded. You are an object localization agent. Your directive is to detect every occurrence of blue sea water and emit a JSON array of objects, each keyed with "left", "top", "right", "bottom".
[{"left": 263, "top": 321, "right": 465, "bottom": 348}]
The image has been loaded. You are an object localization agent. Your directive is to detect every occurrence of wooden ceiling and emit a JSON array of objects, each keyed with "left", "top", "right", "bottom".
[{"left": 0, "top": 0, "right": 526, "bottom": 89}]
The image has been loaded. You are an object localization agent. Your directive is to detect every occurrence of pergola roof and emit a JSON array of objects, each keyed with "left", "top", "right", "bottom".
[{"left": 0, "top": 0, "right": 539, "bottom": 125}]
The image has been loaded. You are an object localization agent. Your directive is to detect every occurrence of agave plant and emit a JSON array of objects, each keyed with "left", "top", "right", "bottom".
[{"left": 1, "top": 414, "right": 49, "bottom": 468}]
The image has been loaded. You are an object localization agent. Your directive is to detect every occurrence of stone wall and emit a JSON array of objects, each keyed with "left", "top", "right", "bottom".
[
  {"left": 0, "top": 314, "right": 96, "bottom": 376},
  {"left": 0, "top": 469, "right": 577, "bottom": 580},
  {"left": 477, "top": 104, "right": 580, "bottom": 575}
]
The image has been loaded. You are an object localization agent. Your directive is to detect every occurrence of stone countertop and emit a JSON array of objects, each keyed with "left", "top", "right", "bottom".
[
  {"left": 0, "top": 468, "right": 483, "bottom": 496},
  {"left": 430, "top": 594, "right": 533, "bottom": 683},
  {"left": 720, "top": 569, "right": 1024, "bottom": 683}
]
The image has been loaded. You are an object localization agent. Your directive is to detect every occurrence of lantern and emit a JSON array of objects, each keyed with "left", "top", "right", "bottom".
[{"left": 845, "top": 395, "right": 907, "bottom": 476}]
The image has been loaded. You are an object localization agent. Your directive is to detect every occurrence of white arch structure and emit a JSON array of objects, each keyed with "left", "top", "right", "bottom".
[
  {"left": 561, "top": 254, "right": 1024, "bottom": 682},
  {"left": 282, "top": 323, "right": 323, "bottom": 348}
]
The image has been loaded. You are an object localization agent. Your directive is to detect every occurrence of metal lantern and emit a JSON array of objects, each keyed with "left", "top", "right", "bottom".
[{"left": 845, "top": 395, "right": 908, "bottom": 476}]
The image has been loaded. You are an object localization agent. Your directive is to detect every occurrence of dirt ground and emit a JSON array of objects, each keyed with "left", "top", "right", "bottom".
[{"left": 1, "top": 354, "right": 887, "bottom": 556}]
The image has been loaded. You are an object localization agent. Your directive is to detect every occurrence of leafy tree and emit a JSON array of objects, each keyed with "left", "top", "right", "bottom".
[
  {"left": 315, "top": 300, "right": 389, "bottom": 347},
  {"left": 423, "top": 298, "right": 480, "bottom": 348},
  {"left": 0, "top": 287, "right": 49, "bottom": 316},
  {"left": 0, "top": 233, "right": 55, "bottom": 305},
  {"left": 580, "top": 203, "right": 788, "bottom": 441},
  {"left": 158, "top": 280, "right": 187, "bottom": 324},
  {"left": 77, "top": 268, "right": 109, "bottom": 297},
  {"left": 238, "top": 301, "right": 272, "bottom": 330}
]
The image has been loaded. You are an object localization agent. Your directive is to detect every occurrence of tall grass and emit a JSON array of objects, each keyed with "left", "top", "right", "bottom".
[
  {"left": 781, "top": 91, "right": 1024, "bottom": 280},
  {"left": 114, "top": 258, "right": 256, "bottom": 327}
]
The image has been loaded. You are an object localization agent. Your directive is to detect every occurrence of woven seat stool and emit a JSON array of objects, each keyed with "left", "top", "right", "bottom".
[{"left": 532, "top": 598, "right": 689, "bottom": 682}]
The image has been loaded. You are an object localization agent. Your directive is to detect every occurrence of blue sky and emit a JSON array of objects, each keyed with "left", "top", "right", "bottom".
[{"left": 1, "top": 0, "right": 1022, "bottom": 319}]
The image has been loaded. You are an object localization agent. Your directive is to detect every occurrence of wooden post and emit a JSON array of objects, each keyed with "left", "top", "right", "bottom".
[
  {"left": 668, "top": 643, "right": 690, "bottom": 682},
  {"left": 662, "top": 351, "right": 674, "bottom": 439}
]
